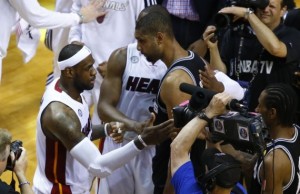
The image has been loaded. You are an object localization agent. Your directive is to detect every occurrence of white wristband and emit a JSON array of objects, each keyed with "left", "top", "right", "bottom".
[
  {"left": 76, "top": 12, "right": 84, "bottom": 24},
  {"left": 104, "top": 123, "right": 110, "bottom": 137},
  {"left": 137, "top": 135, "right": 147, "bottom": 147}
]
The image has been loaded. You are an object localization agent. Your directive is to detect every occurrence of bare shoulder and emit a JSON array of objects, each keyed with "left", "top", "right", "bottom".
[
  {"left": 106, "top": 46, "right": 128, "bottom": 76},
  {"left": 108, "top": 46, "right": 127, "bottom": 66},
  {"left": 161, "top": 69, "right": 194, "bottom": 94},
  {"left": 261, "top": 148, "right": 292, "bottom": 184},
  {"left": 41, "top": 101, "right": 83, "bottom": 149},
  {"left": 160, "top": 70, "right": 194, "bottom": 110}
]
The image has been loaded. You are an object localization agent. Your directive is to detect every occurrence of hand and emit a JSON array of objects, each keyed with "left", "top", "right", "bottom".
[
  {"left": 80, "top": 0, "right": 107, "bottom": 23},
  {"left": 203, "top": 25, "right": 218, "bottom": 48},
  {"left": 187, "top": 39, "right": 208, "bottom": 58},
  {"left": 219, "top": 7, "right": 248, "bottom": 21},
  {"left": 205, "top": 92, "right": 232, "bottom": 118},
  {"left": 97, "top": 61, "right": 108, "bottom": 78},
  {"left": 107, "top": 122, "right": 124, "bottom": 143},
  {"left": 119, "top": 113, "right": 156, "bottom": 134},
  {"left": 140, "top": 118, "right": 175, "bottom": 146},
  {"left": 199, "top": 66, "right": 224, "bottom": 93},
  {"left": 13, "top": 148, "right": 28, "bottom": 178}
]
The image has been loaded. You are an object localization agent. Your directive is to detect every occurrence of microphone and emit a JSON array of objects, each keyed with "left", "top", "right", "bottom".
[
  {"left": 179, "top": 83, "right": 216, "bottom": 100},
  {"left": 179, "top": 83, "right": 246, "bottom": 112}
]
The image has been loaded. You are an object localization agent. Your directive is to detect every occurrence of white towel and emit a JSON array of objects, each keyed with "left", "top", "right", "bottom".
[{"left": 16, "top": 18, "right": 40, "bottom": 63}]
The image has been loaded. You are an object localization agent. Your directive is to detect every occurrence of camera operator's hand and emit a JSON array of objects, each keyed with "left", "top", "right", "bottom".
[
  {"left": 12, "top": 147, "right": 34, "bottom": 194},
  {"left": 219, "top": 7, "right": 249, "bottom": 21},
  {"left": 203, "top": 25, "right": 218, "bottom": 47},
  {"left": 205, "top": 92, "right": 232, "bottom": 119},
  {"left": 12, "top": 147, "right": 27, "bottom": 178},
  {"left": 199, "top": 65, "right": 224, "bottom": 93}
]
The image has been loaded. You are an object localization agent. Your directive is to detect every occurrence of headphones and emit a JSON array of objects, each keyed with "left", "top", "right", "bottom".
[{"left": 197, "top": 163, "right": 241, "bottom": 192}]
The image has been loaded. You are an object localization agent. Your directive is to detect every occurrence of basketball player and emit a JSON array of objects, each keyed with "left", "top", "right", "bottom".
[{"left": 32, "top": 43, "right": 175, "bottom": 193}]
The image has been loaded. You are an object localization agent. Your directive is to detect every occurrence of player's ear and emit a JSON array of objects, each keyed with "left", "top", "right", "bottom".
[
  {"left": 63, "top": 67, "right": 75, "bottom": 78},
  {"left": 156, "top": 32, "right": 164, "bottom": 45}
]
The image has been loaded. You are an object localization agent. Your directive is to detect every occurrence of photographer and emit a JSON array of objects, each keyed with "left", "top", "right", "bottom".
[
  {"left": 0, "top": 128, "right": 33, "bottom": 194},
  {"left": 203, "top": 0, "right": 300, "bottom": 114},
  {"left": 170, "top": 92, "right": 246, "bottom": 194}
]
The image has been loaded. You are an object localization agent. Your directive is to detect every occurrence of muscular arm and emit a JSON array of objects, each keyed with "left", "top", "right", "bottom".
[
  {"left": 41, "top": 101, "right": 85, "bottom": 150},
  {"left": 160, "top": 70, "right": 194, "bottom": 119},
  {"left": 259, "top": 149, "right": 291, "bottom": 194},
  {"left": 41, "top": 100, "right": 175, "bottom": 178},
  {"left": 98, "top": 47, "right": 127, "bottom": 122},
  {"left": 98, "top": 47, "right": 144, "bottom": 131}
]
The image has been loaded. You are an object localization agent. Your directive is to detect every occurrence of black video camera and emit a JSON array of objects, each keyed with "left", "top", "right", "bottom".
[
  {"left": 6, "top": 140, "right": 23, "bottom": 171},
  {"left": 213, "top": 0, "right": 269, "bottom": 40},
  {"left": 172, "top": 83, "right": 266, "bottom": 154}
]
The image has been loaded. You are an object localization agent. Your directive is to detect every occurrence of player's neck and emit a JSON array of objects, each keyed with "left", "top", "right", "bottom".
[
  {"left": 59, "top": 80, "right": 82, "bottom": 103},
  {"left": 269, "top": 125, "right": 295, "bottom": 140},
  {"left": 163, "top": 40, "right": 189, "bottom": 67}
]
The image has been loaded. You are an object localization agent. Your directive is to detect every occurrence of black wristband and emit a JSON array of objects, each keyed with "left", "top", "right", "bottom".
[{"left": 198, "top": 111, "right": 212, "bottom": 124}]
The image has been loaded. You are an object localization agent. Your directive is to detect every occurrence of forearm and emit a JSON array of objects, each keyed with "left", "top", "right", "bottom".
[
  {"left": 16, "top": 173, "right": 34, "bottom": 194},
  {"left": 10, "top": 0, "right": 79, "bottom": 29},
  {"left": 70, "top": 137, "right": 143, "bottom": 178},
  {"left": 209, "top": 46, "right": 227, "bottom": 73},
  {"left": 68, "top": 0, "right": 82, "bottom": 43},
  {"left": 99, "top": 103, "right": 135, "bottom": 127},
  {"left": 171, "top": 116, "right": 207, "bottom": 174},
  {"left": 248, "top": 12, "right": 286, "bottom": 57}
]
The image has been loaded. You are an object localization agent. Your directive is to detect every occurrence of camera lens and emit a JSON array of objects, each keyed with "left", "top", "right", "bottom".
[{"left": 214, "top": 13, "right": 233, "bottom": 29}]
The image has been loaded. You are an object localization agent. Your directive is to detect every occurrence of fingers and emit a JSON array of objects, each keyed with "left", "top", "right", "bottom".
[
  {"left": 203, "top": 26, "right": 217, "bottom": 39},
  {"left": 110, "top": 132, "right": 123, "bottom": 143},
  {"left": 109, "top": 121, "right": 125, "bottom": 133},
  {"left": 148, "top": 113, "right": 156, "bottom": 126}
]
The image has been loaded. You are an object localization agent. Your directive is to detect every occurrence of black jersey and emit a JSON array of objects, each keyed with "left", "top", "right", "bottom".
[
  {"left": 250, "top": 125, "right": 300, "bottom": 193},
  {"left": 221, "top": 23, "right": 300, "bottom": 111},
  {"left": 152, "top": 51, "right": 206, "bottom": 194}
]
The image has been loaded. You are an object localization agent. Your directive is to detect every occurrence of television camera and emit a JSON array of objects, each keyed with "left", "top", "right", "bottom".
[{"left": 173, "top": 83, "right": 266, "bottom": 154}]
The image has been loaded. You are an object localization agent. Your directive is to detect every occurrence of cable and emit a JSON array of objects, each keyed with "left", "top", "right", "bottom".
[{"left": 272, "top": 140, "right": 275, "bottom": 194}]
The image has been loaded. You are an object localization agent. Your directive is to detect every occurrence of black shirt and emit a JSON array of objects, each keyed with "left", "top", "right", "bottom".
[
  {"left": 221, "top": 23, "right": 300, "bottom": 111},
  {"left": 0, "top": 180, "right": 19, "bottom": 194}
]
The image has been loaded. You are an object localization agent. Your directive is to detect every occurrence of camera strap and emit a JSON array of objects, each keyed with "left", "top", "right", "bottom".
[
  {"left": 9, "top": 171, "right": 16, "bottom": 191},
  {"left": 234, "top": 25, "right": 265, "bottom": 107}
]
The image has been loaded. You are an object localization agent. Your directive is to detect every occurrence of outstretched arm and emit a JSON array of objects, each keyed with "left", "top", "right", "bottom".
[
  {"left": 171, "top": 92, "right": 232, "bottom": 175},
  {"left": 10, "top": 0, "right": 106, "bottom": 29},
  {"left": 42, "top": 101, "right": 175, "bottom": 178}
]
